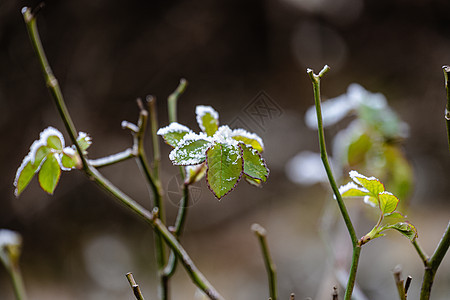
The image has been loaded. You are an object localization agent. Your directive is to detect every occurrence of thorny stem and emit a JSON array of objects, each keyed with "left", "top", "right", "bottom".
[
  {"left": 22, "top": 7, "right": 224, "bottom": 300},
  {"left": 420, "top": 221, "right": 450, "bottom": 300},
  {"left": 126, "top": 272, "right": 147, "bottom": 300},
  {"left": 442, "top": 66, "right": 450, "bottom": 151},
  {"left": 252, "top": 224, "right": 278, "bottom": 300},
  {"left": 307, "top": 65, "right": 360, "bottom": 300}
]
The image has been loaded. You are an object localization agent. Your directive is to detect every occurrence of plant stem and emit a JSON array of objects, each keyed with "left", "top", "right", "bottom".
[
  {"left": 135, "top": 98, "right": 167, "bottom": 300},
  {"left": 126, "top": 272, "right": 147, "bottom": 300},
  {"left": 22, "top": 7, "right": 87, "bottom": 169},
  {"left": 147, "top": 96, "right": 161, "bottom": 177},
  {"left": 393, "top": 266, "right": 407, "bottom": 300},
  {"left": 252, "top": 224, "right": 277, "bottom": 300},
  {"left": 412, "top": 240, "right": 429, "bottom": 267},
  {"left": 23, "top": 7, "right": 224, "bottom": 300},
  {"left": 442, "top": 66, "right": 450, "bottom": 151},
  {"left": 88, "top": 148, "right": 135, "bottom": 168},
  {"left": 420, "top": 221, "right": 450, "bottom": 300},
  {"left": 168, "top": 79, "right": 188, "bottom": 124},
  {"left": 8, "top": 264, "right": 28, "bottom": 300},
  {"left": 307, "top": 66, "right": 360, "bottom": 300}
]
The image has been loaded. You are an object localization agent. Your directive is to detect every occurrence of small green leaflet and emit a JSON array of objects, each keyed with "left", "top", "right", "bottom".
[
  {"left": 196, "top": 105, "right": 219, "bottom": 136},
  {"left": 157, "top": 122, "right": 191, "bottom": 147},
  {"left": 378, "top": 192, "right": 399, "bottom": 214},
  {"left": 14, "top": 127, "right": 91, "bottom": 196},
  {"left": 339, "top": 170, "right": 418, "bottom": 244},
  {"left": 206, "top": 143, "right": 243, "bottom": 199},
  {"left": 241, "top": 143, "right": 269, "bottom": 182},
  {"left": 38, "top": 154, "right": 61, "bottom": 194},
  {"left": 169, "top": 137, "right": 212, "bottom": 165},
  {"left": 14, "top": 160, "right": 37, "bottom": 197},
  {"left": 386, "top": 222, "right": 418, "bottom": 241}
]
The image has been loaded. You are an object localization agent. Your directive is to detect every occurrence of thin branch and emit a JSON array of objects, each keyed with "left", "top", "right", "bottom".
[
  {"left": 442, "top": 66, "right": 450, "bottom": 151},
  {"left": 307, "top": 66, "right": 361, "bottom": 300},
  {"left": 7, "top": 264, "right": 27, "bottom": 300},
  {"left": 420, "top": 221, "right": 450, "bottom": 300},
  {"left": 168, "top": 79, "right": 188, "bottom": 124},
  {"left": 22, "top": 7, "right": 224, "bottom": 300},
  {"left": 252, "top": 224, "right": 277, "bottom": 300},
  {"left": 147, "top": 96, "right": 161, "bottom": 176},
  {"left": 332, "top": 287, "right": 338, "bottom": 300},
  {"left": 88, "top": 148, "right": 135, "bottom": 168},
  {"left": 393, "top": 266, "right": 407, "bottom": 300},
  {"left": 126, "top": 272, "right": 147, "bottom": 300},
  {"left": 412, "top": 240, "right": 429, "bottom": 267}
]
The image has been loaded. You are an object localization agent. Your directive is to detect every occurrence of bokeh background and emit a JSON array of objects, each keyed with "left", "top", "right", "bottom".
[{"left": 1, "top": 0, "right": 449, "bottom": 299}]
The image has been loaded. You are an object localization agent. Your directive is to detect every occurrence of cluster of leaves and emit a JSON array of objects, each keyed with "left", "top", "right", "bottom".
[
  {"left": 339, "top": 170, "right": 417, "bottom": 244},
  {"left": 289, "top": 83, "right": 413, "bottom": 201},
  {"left": 157, "top": 105, "right": 269, "bottom": 199},
  {"left": 14, "top": 127, "right": 91, "bottom": 196}
]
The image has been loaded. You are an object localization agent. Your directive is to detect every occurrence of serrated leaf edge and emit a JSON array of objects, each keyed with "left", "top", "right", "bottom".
[{"left": 205, "top": 144, "right": 244, "bottom": 200}]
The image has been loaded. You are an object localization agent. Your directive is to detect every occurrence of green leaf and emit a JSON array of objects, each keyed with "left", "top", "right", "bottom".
[
  {"left": 349, "top": 170, "right": 385, "bottom": 196},
  {"left": 379, "top": 192, "right": 399, "bottom": 214},
  {"left": 77, "top": 132, "right": 92, "bottom": 152},
  {"left": 33, "top": 145, "right": 51, "bottom": 167},
  {"left": 14, "top": 158, "right": 38, "bottom": 197},
  {"left": 387, "top": 222, "right": 418, "bottom": 241},
  {"left": 347, "top": 132, "right": 372, "bottom": 166},
  {"left": 206, "top": 143, "right": 243, "bottom": 199},
  {"left": 339, "top": 182, "right": 369, "bottom": 197},
  {"left": 196, "top": 106, "right": 219, "bottom": 136},
  {"left": 230, "top": 129, "right": 264, "bottom": 152},
  {"left": 61, "top": 153, "right": 76, "bottom": 170},
  {"left": 240, "top": 144, "right": 269, "bottom": 182},
  {"left": 169, "top": 138, "right": 212, "bottom": 165},
  {"left": 157, "top": 123, "right": 191, "bottom": 147},
  {"left": 38, "top": 154, "right": 61, "bottom": 194},
  {"left": 47, "top": 135, "right": 63, "bottom": 150}
]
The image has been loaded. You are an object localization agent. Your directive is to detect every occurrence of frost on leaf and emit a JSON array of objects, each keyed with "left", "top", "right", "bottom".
[
  {"left": 240, "top": 143, "right": 268, "bottom": 182},
  {"left": 196, "top": 105, "right": 219, "bottom": 136},
  {"left": 169, "top": 132, "right": 212, "bottom": 165},
  {"left": 157, "top": 122, "right": 192, "bottom": 147},
  {"left": 230, "top": 128, "right": 264, "bottom": 152},
  {"left": 14, "top": 127, "right": 81, "bottom": 197},
  {"left": 77, "top": 132, "right": 92, "bottom": 153},
  {"left": 206, "top": 143, "right": 243, "bottom": 199}
]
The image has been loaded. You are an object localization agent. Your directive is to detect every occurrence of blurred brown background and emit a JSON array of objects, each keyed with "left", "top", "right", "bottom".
[{"left": 1, "top": 0, "right": 449, "bottom": 299}]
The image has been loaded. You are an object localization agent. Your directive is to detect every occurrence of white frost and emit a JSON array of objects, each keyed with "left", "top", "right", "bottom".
[
  {"left": 157, "top": 122, "right": 191, "bottom": 136},
  {"left": 212, "top": 126, "right": 239, "bottom": 146},
  {"left": 338, "top": 181, "right": 367, "bottom": 195},
  {"left": 230, "top": 128, "right": 264, "bottom": 150},
  {"left": 305, "top": 83, "right": 388, "bottom": 129},
  {"left": 363, "top": 196, "right": 378, "bottom": 207},
  {"left": 195, "top": 105, "right": 219, "bottom": 132},
  {"left": 0, "top": 229, "right": 21, "bottom": 248},
  {"left": 39, "top": 126, "right": 65, "bottom": 148},
  {"left": 349, "top": 170, "right": 379, "bottom": 184},
  {"left": 285, "top": 151, "right": 331, "bottom": 185}
]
